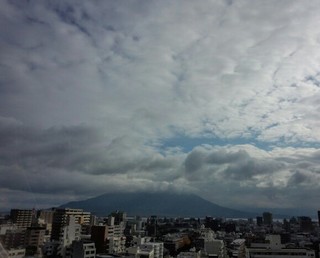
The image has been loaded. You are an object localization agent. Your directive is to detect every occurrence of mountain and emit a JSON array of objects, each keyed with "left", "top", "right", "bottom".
[{"left": 60, "top": 192, "right": 258, "bottom": 218}]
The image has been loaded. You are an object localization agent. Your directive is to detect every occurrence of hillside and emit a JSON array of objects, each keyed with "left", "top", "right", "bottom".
[{"left": 60, "top": 192, "right": 257, "bottom": 218}]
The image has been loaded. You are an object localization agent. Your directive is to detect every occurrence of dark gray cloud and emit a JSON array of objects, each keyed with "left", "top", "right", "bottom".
[{"left": 0, "top": 118, "right": 185, "bottom": 209}]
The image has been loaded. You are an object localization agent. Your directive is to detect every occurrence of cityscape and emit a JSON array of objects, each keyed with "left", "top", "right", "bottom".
[{"left": 1, "top": 206, "right": 320, "bottom": 258}]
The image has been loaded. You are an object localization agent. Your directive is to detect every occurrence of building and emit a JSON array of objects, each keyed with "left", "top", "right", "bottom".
[
  {"left": 91, "top": 225, "right": 108, "bottom": 253},
  {"left": 38, "top": 209, "right": 55, "bottom": 235},
  {"left": 91, "top": 223, "right": 126, "bottom": 255},
  {"left": 42, "top": 241, "right": 59, "bottom": 257},
  {"left": 204, "top": 239, "right": 226, "bottom": 258},
  {"left": 51, "top": 208, "right": 91, "bottom": 241},
  {"left": 57, "top": 216, "right": 81, "bottom": 257},
  {"left": 256, "top": 217, "right": 263, "bottom": 227},
  {"left": 177, "top": 250, "right": 201, "bottom": 258},
  {"left": 6, "top": 248, "right": 26, "bottom": 258},
  {"left": 136, "top": 245, "right": 154, "bottom": 258},
  {"left": 24, "top": 226, "right": 46, "bottom": 247},
  {"left": 262, "top": 212, "right": 273, "bottom": 226},
  {"left": 0, "top": 242, "right": 8, "bottom": 257},
  {"left": 127, "top": 237, "right": 164, "bottom": 258},
  {"left": 10, "top": 209, "right": 33, "bottom": 229},
  {"left": 2, "top": 229, "right": 25, "bottom": 249},
  {"left": 247, "top": 235, "right": 315, "bottom": 258},
  {"left": 0, "top": 224, "right": 16, "bottom": 236},
  {"left": 138, "top": 242, "right": 164, "bottom": 258},
  {"left": 71, "top": 240, "right": 96, "bottom": 258},
  {"left": 229, "top": 239, "right": 246, "bottom": 258},
  {"left": 109, "top": 211, "right": 126, "bottom": 225},
  {"left": 298, "top": 216, "right": 313, "bottom": 232}
]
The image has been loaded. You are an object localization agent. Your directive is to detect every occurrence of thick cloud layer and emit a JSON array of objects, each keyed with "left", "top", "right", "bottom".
[{"left": 1, "top": 0, "right": 320, "bottom": 212}]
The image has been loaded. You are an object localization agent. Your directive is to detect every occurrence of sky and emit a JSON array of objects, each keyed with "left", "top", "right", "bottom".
[{"left": 1, "top": 0, "right": 320, "bottom": 214}]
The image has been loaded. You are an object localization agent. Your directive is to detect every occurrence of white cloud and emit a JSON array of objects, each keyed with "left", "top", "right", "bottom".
[{"left": 1, "top": 0, "right": 320, "bottom": 211}]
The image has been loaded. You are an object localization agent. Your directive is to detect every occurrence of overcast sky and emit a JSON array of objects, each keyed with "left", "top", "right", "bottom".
[{"left": 1, "top": 0, "right": 320, "bottom": 213}]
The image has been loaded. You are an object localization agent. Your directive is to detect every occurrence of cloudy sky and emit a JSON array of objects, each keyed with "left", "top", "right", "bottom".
[{"left": 1, "top": 0, "right": 320, "bottom": 214}]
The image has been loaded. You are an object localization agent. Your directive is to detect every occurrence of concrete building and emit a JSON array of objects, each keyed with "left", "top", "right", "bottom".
[
  {"left": 298, "top": 217, "right": 313, "bottom": 232},
  {"left": 0, "top": 242, "right": 8, "bottom": 257},
  {"left": 10, "top": 209, "right": 33, "bottom": 229},
  {"left": 57, "top": 216, "right": 81, "bottom": 257},
  {"left": 109, "top": 211, "right": 126, "bottom": 226},
  {"left": 229, "top": 239, "right": 246, "bottom": 258},
  {"left": 247, "top": 235, "right": 315, "bottom": 258},
  {"left": 6, "top": 248, "right": 26, "bottom": 258},
  {"left": 204, "top": 239, "right": 226, "bottom": 258},
  {"left": 71, "top": 240, "right": 96, "bottom": 258},
  {"left": 91, "top": 223, "right": 126, "bottom": 255},
  {"left": 24, "top": 226, "right": 46, "bottom": 248},
  {"left": 138, "top": 242, "right": 164, "bottom": 258},
  {"left": 127, "top": 237, "right": 164, "bottom": 258},
  {"left": 107, "top": 236, "right": 126, "bottom": 254},
  {"left": 38, "top": 209, "right": 54, "bottom": 235},
  {"left": 51, "top": 208, "right": 90, "bottom": 241},
  {"left": 262, "top": 212, "right": 272, "bottom": 226},
  {"left": 177, "top": 249, "right": 201, "bottom": 258},
  {"left": 2, "top": 229, "right": 25, "bottom": 249},
  {"left": 136, "top": 246, "right": 154, "bottom": 258},
  {"left": 91, "top": 225, "right": 108, "bottom": 253},
  {"left": 42, "top": 241, "right": 59, "bottom": 257},
  {"left": 256, "top": 217, "right": 263, "bottom": 227}
]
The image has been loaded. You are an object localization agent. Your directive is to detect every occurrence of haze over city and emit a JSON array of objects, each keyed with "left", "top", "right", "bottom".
[{"left": 1, "top": 0, "right": 320, "bottom": 213}]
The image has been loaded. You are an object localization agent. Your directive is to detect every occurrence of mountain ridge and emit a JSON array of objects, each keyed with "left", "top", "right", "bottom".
[{"left": 60, "top": 191, "right": 258, "bottom": 218}]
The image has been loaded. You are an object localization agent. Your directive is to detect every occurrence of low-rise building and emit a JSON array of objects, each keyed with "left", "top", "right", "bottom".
[
  {"left": 71, "top": 240, "right": 96, "bottom": 258},
  {"left": 247, "top": 235, "right": 315, "bottom": 258}
]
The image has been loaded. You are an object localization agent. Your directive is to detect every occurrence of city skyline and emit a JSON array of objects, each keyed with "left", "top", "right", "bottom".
[{"left": 1, "top": 0, "right": 320, "bottom": 211}]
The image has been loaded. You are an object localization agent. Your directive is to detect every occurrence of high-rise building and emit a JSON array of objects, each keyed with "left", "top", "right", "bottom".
[
  {"left": 109, "top": 211, "right": 126, "bottom": 225},
  {"left": 298, "top": 216, "right": 313, "bottom": 232},
  {"left": 57, "top": 216, "right": 81, "bottom": 258},
  {"left": 91, "top": 225, "right": 108, "bottom": 253},
  {"left": 51, "top": 208, "right": 90, "bottom": 241},
  {"left": 10, "top": 209, "right": 33, "bottom": 229},
  {"left": 3, "top": 229, "right": 25, "bottom": 249},
  {"left": 38, "top": 209, "right": 54, "bottom": 234},
  {"left": 263, "top": 212, "right": 273, "bottom": 226},
  {"left": 24, "top": 226, "right": 46, "bottom": 248},
  {"left": 91, "top": 224, "right": 126, "bottom": 255}
]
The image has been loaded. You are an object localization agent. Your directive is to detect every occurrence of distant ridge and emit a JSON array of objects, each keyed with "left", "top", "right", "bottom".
[{"left": 60, "top": 192, "right": 258, "bottom": 218}]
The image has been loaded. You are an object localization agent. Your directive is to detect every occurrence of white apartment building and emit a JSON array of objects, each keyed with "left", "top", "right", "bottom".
[
  {"left": 105, "top": 222, "right": 126, "bottom": 254},
  {"left": 51, "top": 208, "right": 90, "bottom": 241},
  {"left": 136, "top": 245, "right": 154, "bottom": 258},
  {"left": 204, "top": 239, "right": 226, "bottom": 258},
  {"left": 128, "top": 237, "right": 164, "bottom": 258},
  {"left": 197, "top": 226, "right": 226, "bottom": 258},
  {"left": 230, "top": 239, "right": 247, "bottom": 258},
  {"left": 107, "top": 236, "right": 126, "bottom": 254},
  {"left": 199, "top": 226, "right": 216, "bottom": 241},
  {"left": 58, "top": 216, "right": 81, "bottom": 257},
  {"left": 139, "top": 242, "right": 164, "bottom": 258}
]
